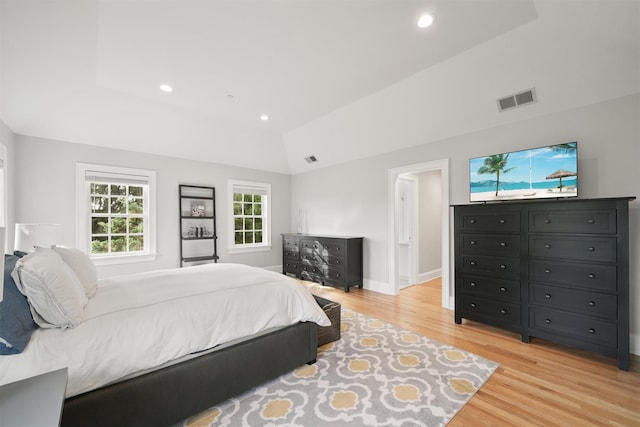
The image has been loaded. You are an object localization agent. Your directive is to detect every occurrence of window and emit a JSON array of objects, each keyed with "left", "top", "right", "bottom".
[
  {"left": 76, "top": 163, "right": 156, "bottom": 264},
  {"left": 228, "top": 180, "right": 270, "bottom": 253}
]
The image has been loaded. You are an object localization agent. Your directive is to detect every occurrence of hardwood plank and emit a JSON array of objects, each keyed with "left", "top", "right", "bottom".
[{"left": 304, "top": 278, "right": 640, "bottom": 426}]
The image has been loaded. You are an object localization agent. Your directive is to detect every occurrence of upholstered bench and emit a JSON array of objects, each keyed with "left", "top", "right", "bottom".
[{"left": 313, "top": 295, "right": 341, "bottom": 347}]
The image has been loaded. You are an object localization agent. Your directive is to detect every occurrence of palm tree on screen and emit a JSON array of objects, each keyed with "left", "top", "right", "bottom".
[{"left": 477, "top": 154, "right": 516, "bottom": 196}]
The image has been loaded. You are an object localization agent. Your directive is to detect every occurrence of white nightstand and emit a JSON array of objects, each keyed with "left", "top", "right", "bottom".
[{"left": 0, "top": 368, "right": 68, "bottom": 427}]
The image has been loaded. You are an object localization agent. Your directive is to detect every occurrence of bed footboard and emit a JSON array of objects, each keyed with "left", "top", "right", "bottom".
[{"left": 61, "top": 321, "right": 317, "bottom": 427}]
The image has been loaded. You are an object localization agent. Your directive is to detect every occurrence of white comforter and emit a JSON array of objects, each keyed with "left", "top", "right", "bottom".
[{"left": 0, "top": 263, "right": 330, "bottom": 397}]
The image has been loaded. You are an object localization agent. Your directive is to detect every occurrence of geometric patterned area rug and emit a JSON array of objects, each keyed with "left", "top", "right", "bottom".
[{"left": 182, "top": 308, "right": 499, "bottom": 427}]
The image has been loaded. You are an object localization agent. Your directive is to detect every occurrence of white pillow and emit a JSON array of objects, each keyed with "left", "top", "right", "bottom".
[
  {"left": 11, "top": 248, "right": 88, "bottom": 329},
  {"left": 53, "top": 246, "right": 98, "bottom": 298}
]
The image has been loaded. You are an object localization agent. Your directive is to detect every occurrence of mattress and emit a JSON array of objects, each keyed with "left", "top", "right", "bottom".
[{"left": 0, "top": 263, "right": 330, "bottom": 397}]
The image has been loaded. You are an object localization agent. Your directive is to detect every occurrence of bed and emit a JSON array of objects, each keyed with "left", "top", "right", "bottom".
[{"left": 1, "top": 248, "right": 330, "bottom": 427}]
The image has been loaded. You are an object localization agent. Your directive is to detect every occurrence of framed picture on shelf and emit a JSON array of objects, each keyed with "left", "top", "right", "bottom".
[{"left": 191, "top": 204, "right": 206, "bottom": 217}]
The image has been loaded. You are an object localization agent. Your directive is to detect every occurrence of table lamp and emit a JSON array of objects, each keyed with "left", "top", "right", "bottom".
[{"left": 14, "top": 223, "right": 62, "bottom": 253}]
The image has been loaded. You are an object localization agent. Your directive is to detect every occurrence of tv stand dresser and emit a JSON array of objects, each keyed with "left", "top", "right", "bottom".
[{"left": 453, "top": 197, "right": 634, "bottom": 370}]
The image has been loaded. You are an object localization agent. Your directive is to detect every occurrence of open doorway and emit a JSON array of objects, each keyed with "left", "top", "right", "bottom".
[{"left": 388, "top": 159, "right": 451, "bottom": 309}]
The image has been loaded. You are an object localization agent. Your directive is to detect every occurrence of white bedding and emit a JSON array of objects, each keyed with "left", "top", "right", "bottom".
[{"left": 0, "top": 263, "right": 330, "bottom": 397}]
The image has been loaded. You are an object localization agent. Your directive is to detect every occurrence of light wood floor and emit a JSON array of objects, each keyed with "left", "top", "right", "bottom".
[{"left": 304, "top": 278, "right": 640, "bottom": 426}]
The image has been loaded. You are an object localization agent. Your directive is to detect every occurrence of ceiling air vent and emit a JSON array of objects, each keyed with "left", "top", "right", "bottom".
[
  {"left": 497, "top": 88, "right": 537, "bottom": 112},
  {"left": 304, "top": 155, "right": 318, "bottom": 164}
]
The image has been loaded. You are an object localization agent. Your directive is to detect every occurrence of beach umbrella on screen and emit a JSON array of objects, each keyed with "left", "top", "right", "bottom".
[{"left": 545, "top": 169, "right": 577, "bottom": 191}]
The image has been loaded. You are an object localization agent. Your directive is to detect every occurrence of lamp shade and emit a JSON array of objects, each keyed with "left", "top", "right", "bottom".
[{"left": 14, "top": 223, "right": 62, "bottom": 253}]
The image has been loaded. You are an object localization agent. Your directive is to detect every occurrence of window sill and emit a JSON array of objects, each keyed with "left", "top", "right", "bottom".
[
  {"left": 91, "top": 253, "right": 157, "bottom": 266},
  {"left": 227, "top": 245, "right": 272, "bottom": 254}
]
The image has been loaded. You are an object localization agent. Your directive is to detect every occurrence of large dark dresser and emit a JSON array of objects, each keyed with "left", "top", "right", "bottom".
[
  {"left": 282, "top": 234, "right": 363, "bottom": 292},
  {"left": 453, "top": 197, "right": 634, "bottom": 370}
]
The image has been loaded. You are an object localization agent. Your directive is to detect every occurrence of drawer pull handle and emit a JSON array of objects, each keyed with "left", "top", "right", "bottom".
[
  {"left": 499, "top": 287, "right": 507, "bottom": 292},
  {"left": 544, "top": 269, "right": 551, "bottom": 274},
  {"left": 470, "top": 282, "right": 477, "bottom": 287},
  {"left": 587, "top": 219, "right": 595, "bottom": 224},
  {"left": 470, "top": 303, "right": 477, "bottom": 308},
  {"left": 545, "top": 219, "right": 551, "bottom": 224},
  {"left": 588, "top": 328, "right": 596, "bottom": 334},
  {"left": 545, "top": 319, "right": 551, "bottom": 324},
  {"left": 335, "top": 260, "right": 341, "bottom": 264},
  {"left": 500, "top": 309, "right": 507, "bottom": 315},
  {"left": 588, "top": 247, "right": 595, "bottom": 252},
  {"left": 499, "top": 219, "right": 506, "bottom": 224},
  {"left": 588, "top": 301, "right": 595, "bottom": 307},
  {"left": 544, "top": 244, "right": 551, "bottom": 249},
  {"left": 336, "top": 273, "right": 341, "bottom": 278},
  {"left": 545, "top": 293, "right": 551, "bottom": 299},
  {"left": 469, "top": 240, "right": 477, "bottom": 245},
  {"left": 500, "top": 242, "right": 507, "bottom": 247},
  {"left": 588, "top": 273, "right": 595, "bottom": 279},
  {"left": 500, "top": 264, "right": 507, "bottom": 270},
  {"left": 470, "top": 261, "right": 477, "bottom": 266},
  {"left": 469, "top": 219, "right": 477, "bottom": 224}
]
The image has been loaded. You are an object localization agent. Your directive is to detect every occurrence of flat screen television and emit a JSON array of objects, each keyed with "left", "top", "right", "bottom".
[{"left": 469, "top": 141, "right": 577, "bottom": 202}]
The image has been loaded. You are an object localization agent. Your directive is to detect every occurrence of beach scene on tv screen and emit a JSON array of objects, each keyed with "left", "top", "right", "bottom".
[{"left": 470, "top": 142, "right": 577, "bottom": 202}]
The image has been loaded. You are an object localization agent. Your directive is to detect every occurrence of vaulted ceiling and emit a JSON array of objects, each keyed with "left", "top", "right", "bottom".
[{"left": 1, "top": 1, "right": 638, "bottom": 174}]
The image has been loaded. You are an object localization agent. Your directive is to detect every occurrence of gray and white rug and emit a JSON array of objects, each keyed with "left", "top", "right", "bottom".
[{"left": 183, "top": 308, "right": 498, "bottom": 426}]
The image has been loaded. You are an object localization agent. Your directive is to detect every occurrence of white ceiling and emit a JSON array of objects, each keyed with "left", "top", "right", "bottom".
[{"left": 1, "top": 1, "right": 639, "bottom": 174}]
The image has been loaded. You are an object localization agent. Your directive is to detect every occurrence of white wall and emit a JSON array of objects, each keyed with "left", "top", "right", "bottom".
[
  {"left": 0, "top": 119, "right": 17, "bottom": 252},
  {"left": 416, "top": 170, "right": 441, "bottom": 277},
  {"left": 290, "top": 93, "right": 640, "bottom": 354},
  {"left": 13, "top": 134, "right": 291, "bottom": 277}
]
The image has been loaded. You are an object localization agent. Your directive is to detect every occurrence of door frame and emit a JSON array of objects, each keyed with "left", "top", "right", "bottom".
[{"left": 387, "top": 158, "right": 451, "bottom": 308}]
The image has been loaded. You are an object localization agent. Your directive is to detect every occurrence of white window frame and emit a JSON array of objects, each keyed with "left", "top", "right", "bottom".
[
  {"left": 76, "top": 163, "right": 157, "bottom": 265},
  {"left": 227, "top": 179, "right": 271, "bottom": 254}
]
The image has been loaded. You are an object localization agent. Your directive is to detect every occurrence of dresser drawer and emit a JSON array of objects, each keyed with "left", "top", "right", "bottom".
[
  {"left": 529, "top": 283, "right": 617, "bottom": 320},
  {"left": 283, "top": 260, "right": 300, "bottom": 275},
  {"left": 301, "top": 239, "right": 321, "bottom": 251},
  {"left": 461, "top": 234, "right": 520, "bottom": 255},
  {"left": 461, "top": 254, "right": 520, "bottom": 279},
  {"left": 283, "top": 249, "right": 299, "bottom": 259},
  {"left": 462, "top": 275, "right": 520, "bottom": 302},
  {"left": 461, "top": 295, "right": 520, "bottom": 323},
  {"left": 300, "top": 250, "right": 321, "bottom": 263},
  {"left": 460, "top": 212, "right": 520, "bottom": 232},
  {"left": 283, "top": 238, "right": 300, "bottom": 251},
  {"left": 530, "top": 308, "right": 616, "bottom": 348},
  {"left": 529, "top": 260, "right": 616, "bottom": 291},
  {"left": 320, "top": 240, "right": 346, "bottom": 256},
  {"left": 529, "top": 235, "right": 616, "bottom": 263},
  {"left": 300, "top": 264, "right": 322, "bottom": 281},
  {"left": 325, "top": 255, "right": 344, "bottom": 269},
  {"left": 325, "top": 267, "right": 347, "bottom": 284},
  {"left": 529, "top": 209, "right": 616, "bottom": 234}
]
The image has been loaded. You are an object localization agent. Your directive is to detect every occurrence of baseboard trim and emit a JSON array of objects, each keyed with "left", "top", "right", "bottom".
[
  {"left": 364, "top": 278, "right": 394, "bottom": 295},
  {"left": 264, "top": 264, "right": 282, "bottom": 273},
  {"left": 418, "top": 268, "right": 442, "bottom": 284}
]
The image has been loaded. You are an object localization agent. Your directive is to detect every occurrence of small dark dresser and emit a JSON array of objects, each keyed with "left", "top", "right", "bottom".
[
  {"left": 453, "top": 197, "right": 634, "bottom": 370},
  {"left": 282, "top": 234, "right": 363, "bottom": 292}
]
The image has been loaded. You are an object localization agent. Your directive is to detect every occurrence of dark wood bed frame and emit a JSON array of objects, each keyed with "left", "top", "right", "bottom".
[{"left": 61, "top": 321, "right": 317, "bottom": 427}]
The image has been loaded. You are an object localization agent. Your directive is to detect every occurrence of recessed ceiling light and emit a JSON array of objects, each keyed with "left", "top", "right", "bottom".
[
  {"left": 417, "top": 14, "right": 435, "bottom": 29},
  {"left": 260, "top": 115, "right": 269, "bottom": 121},
  {"left": 160, "top": 84, "right": 173, "bottom": 93}
]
